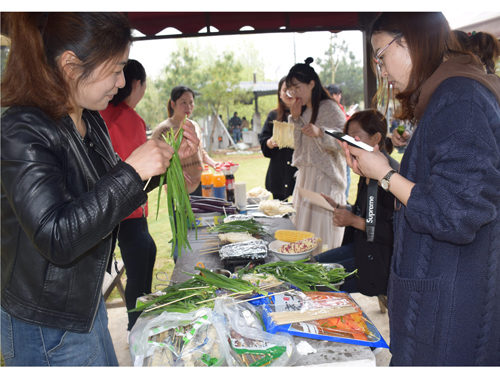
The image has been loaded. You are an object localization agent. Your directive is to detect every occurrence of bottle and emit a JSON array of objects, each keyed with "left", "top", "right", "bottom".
[
  {"left": 224, "top": 166, "right": 235, "bottom": 203},
  {"left": 201, "top": 165, "right": 214, "bottom": 197},
  {"left": 212, "top": 166, "right": 227, "bottom": 200}
]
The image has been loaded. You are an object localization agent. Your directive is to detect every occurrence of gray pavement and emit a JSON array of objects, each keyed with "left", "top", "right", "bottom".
[{"left": 107, "top": 292, "right": 391, "bottom": 367}]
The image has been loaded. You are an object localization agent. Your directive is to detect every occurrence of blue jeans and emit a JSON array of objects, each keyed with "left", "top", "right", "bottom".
[
  {"left": 118, "top": 218, "right": 157, "bottom": 331},
  {"left": 1, "top": 297, "right": 118, "bottom": 366},
  {"left": 314, "top": 242, "right": 357, "bottom": 293},
  {"left": 233, "top": 128, "right": 242, "bottom": 142}
]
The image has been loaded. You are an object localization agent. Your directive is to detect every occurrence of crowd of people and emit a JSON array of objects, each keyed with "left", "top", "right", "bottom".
[{"left": 1, "top": 11, "right": 500, "bottom": 367}]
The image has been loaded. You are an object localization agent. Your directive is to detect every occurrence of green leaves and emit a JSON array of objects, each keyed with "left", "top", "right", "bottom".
[{"left": 156, "top": 127, "right": 197, "bottom": 258}]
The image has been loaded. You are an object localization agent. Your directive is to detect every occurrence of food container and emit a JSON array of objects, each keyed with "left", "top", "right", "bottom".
[
  {"left": 247, "top": 192, "right": 272, "bottom": 205},
  {"left": 268, "top": 240, "right": 316, "bottom": 261}
]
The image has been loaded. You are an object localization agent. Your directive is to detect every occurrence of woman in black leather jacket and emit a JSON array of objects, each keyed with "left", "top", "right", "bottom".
[{"left": 0, "top": 13, "right": 199, "bottom": 366}]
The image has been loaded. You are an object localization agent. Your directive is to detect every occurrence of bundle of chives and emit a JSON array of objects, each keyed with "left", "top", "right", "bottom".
[{"left": 156, "top": 121, "right": 197, "bottom": 257}]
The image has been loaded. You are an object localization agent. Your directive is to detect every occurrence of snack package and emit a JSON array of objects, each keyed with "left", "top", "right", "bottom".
[
  {"left": 129, "top": 307, "right": 226, "bottom": 367},
  {"left": 212, "top": 298, "right": 299, "bottom": 367},
  {"left": 260, "top": 291, "right": 389, "bottom": 349}
]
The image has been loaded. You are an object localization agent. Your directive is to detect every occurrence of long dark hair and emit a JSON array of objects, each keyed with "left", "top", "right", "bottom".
[
  {"left": 344, "top": 109, "right": 394, "bottom": 154},
  {"left": 369, "top": 12, "right": 463, "bottom": 122},
  {"left": 285, "top": 57, "right": 333, "bottom": 124},
  {"left": 1, "top": 12, "right": 132, "bottom": 120},
  {"left": 110, "top": 59, "right": 146, "bottom": 106},
  {"left": 454, "top": 30, "right": 500, "bottom": 74},
  {"left": 275, "top": 76, "right": 290, "bottom": 122},
  {"left": 168, "top": 85, "right": 195, "bottom": 118}
]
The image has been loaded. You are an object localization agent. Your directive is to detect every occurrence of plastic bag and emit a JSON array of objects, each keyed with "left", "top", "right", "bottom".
[
  {"left": 212, "top": 298, "right": 299, "bottom": 366},
  {"left": 129, "top": 307, "right": 226, "bottom": 367}
]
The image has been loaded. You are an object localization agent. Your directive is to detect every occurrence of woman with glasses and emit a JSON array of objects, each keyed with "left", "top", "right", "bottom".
[
  {"left": 340, "top": 12, "right": 500, "bottom": 365},
  {"left": 286, "top": 58, "right": 347, "bottom": 254}
]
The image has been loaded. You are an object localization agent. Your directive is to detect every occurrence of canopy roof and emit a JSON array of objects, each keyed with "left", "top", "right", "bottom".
[{"left": 126, "top": 12, "right": 369, "bottom": 40}]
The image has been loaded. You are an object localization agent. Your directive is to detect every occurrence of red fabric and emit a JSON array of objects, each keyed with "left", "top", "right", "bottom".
[{"left": 100, "top": 102, "right": 148, "bottom": 219}]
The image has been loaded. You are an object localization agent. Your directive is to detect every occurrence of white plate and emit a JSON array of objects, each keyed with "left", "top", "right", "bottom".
[{"left": 268, "top": 240, "right": 315, "bottom": 261}]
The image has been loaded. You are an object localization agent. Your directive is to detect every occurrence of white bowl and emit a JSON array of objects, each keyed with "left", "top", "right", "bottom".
[{"left": 268, "top": 240, "right": 315, "bottom": 261}]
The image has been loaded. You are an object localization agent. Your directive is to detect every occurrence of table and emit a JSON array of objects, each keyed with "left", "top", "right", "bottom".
[{"left": 170, "top": 213, "right": 377, "bottom": 367}]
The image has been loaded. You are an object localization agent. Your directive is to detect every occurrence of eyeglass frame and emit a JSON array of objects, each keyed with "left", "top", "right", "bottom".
[{"left": 373, "top": 33, "right": 403, "bottom": 75}]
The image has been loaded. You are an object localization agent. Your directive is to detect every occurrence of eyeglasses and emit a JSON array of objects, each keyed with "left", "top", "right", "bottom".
[{"left": 373, "top": 33, "right": 402, "bottom": 75}]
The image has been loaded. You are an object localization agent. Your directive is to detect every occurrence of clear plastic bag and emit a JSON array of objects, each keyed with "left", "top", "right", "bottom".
[
  {"left": 129, "top": 307, "right": 226, "bottom": 367},
  {"left": 212, "top": 298, "right": 299, "bottom": 366}
]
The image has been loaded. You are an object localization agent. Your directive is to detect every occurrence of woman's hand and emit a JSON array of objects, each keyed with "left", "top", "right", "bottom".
[
  {"left": 178, "top": 119, "right": 200, "bottom": 159},
  {"left": 340, "top": 141, "right": 392, "bottom": 181},
  {"left": 125, "top": 139, "right": 174, "bottom": 181},
  {"left": 302, "top": 123, "right": 323, "bottom": 138},
  {"left": 267, "top": 137, "right": 278, "bottom": 149},
  {"left": 392, "top": 127, "right": 410, "bottom": 148},
  {"left": 332, "top": 208, "right": 357, "bottom": 228},
  {"left": 320, "top": 193, "right": 338, "bottom": 209},
  {"left": 183, "top": 170, "right": 194, "bottom": 186},
  {"left": 290, "top": 98, "right": 302, "bottom": 120}
]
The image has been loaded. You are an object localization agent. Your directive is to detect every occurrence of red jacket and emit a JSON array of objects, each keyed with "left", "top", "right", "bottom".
[{"left": 100, "top": 102, "right": 148, "bottom": 219}]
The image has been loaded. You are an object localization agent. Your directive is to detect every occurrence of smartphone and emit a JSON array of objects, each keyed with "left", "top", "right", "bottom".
[{"left": 324, "top": 130, "right": 374, "bottom": 152}]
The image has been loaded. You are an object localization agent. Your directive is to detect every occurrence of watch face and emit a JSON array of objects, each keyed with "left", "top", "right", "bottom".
[{"left": 381, "top": 179, "right": 389, "bottom": 190}]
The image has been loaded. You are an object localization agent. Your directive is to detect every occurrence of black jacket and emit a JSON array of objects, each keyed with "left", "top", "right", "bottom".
[
  {"left": 1, "top": 106, "right": 158, "bottom": 333},
  {"left": 343, "top": 151, "right": 400, "bottom": 296},
  {"left": 258, "top": 110, "right": 297, "bottom": 201}
]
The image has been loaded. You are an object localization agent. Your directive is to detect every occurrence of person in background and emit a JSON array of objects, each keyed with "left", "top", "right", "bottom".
[
  {"left": 229, "top": 111, "right": 242, "bottom": 142},
  {"left": 315, "top": 110, "right": 399, "bottom": 298},
  {"left": 99, "top": 59, "right": 156, "bottom": 334},
  {"left": 326, "top": 83, "right": 351, "bottom": 200},
  {"left": 151, "top": 85, "right": 219, "bottom": 262},
  {"left": 0, "top": 12, "right": 199, "bottom": 366},
  {"left": 259, "top": 76, "right": 298, "bottom": 201},
  {"left": 340, "top": 12, "right": 500, "bottom": 365},
  {"left": 241, "top": 116, "right": 250, "bottom": 130},
  {"left": 286, "top": 57, "right": 347, "bottom": 254}
]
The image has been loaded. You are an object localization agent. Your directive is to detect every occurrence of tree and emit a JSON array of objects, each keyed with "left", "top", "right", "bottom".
[
  {"left": 317, "top": 34, "right": 364, "bottom": 108},
  {"left": 316, "top": 34, "right": 349, "bottom": 85},
  {"left": 199, "top": 52, "right": 245, "bottom": 152}
]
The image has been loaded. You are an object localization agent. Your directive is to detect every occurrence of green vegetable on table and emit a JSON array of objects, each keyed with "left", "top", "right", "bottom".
[
  {"left": 237, "top": 259, "right": 357, "bottom": 291},
  {"left": 207, "top": 218, "right": 270, "bottom": 237},
  {"left": 155, "top": 118, "right": 197, "bottom": 258}
]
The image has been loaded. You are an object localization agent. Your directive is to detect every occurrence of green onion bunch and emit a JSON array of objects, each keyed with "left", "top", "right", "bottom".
[
  {"left": 237, "top": 259, "right": 357, "bottom": 291},
  {"left": 156, "top": 126, "right": 197, "bottom": 257},
  {"left": 207, "top": 218, "right": 269, "bottom": 237}
]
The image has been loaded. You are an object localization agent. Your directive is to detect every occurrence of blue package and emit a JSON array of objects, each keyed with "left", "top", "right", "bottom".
[{"left": 258, "top": 290, "right": 389, "bottom": 349}]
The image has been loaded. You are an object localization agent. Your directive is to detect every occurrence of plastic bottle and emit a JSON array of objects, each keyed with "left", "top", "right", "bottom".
[
  {"left": 201, "top": 165, "right": 214, "bottom": 197},
  {"left": 212, "top": 166, "right": 227, "bottom": 200},
  {"left": 224, "top": 166, "right": 235, "bottom": 203}
]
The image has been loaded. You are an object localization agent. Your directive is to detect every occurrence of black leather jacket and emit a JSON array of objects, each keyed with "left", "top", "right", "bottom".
[{"left": 1, "top": 106, "right": 156, "bottom": 333}]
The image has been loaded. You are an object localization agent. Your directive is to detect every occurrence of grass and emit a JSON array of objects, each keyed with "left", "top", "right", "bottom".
[{"left": 108, "top": 147, "right": 404, "bottom": 302}]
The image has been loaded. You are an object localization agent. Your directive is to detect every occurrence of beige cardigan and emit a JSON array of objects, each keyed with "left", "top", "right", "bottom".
[{"left": 288, "top": 99, "right": 347, "bottom": 182}]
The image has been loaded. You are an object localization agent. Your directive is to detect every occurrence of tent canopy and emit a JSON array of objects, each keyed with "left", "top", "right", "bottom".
[{"left": 126, "top": 12, "right": 365, "bottom": 40}]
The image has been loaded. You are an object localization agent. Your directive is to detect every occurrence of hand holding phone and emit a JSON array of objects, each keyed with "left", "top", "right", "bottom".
[{"left": 324, "top": 130, "right": 374, "bottom": 152}]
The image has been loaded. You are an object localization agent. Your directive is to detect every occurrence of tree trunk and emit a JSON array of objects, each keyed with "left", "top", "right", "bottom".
[{"left": 208, "top": 103, "right": 220, "bottom": 153}]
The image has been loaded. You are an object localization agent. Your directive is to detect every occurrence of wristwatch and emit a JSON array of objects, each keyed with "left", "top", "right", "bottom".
[{"left": 381, "top": 169, "right": 397, "bottom": 191}]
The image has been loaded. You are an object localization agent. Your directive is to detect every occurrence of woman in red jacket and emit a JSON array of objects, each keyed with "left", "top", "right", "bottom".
[{"left": 100, "top": 59, "right": 156, "bottom": 334}]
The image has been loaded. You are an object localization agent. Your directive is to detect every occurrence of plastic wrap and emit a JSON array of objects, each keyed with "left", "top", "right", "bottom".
[
  {"left": 219, "top": 240, "right": 268, "bottom": 260},
  {"left": 129, "top": 307, "right": 226, "bottom": 367},
  {"left": 260, "top": 291, "right": 389, "bottom": 349},
  {"left": 212, "top": 298, "right": 299, "bottom": 367}
]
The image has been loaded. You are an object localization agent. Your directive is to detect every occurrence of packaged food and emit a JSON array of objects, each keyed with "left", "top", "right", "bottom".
[
  {"left": 129, "top": 307, "right": 226, "bottom": 367},
  {"left": 212, "top": 298, "right": 298, "bottom": 366},
  {"left": 260, "top": 291, "right": 389, "bottom": 349}
]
